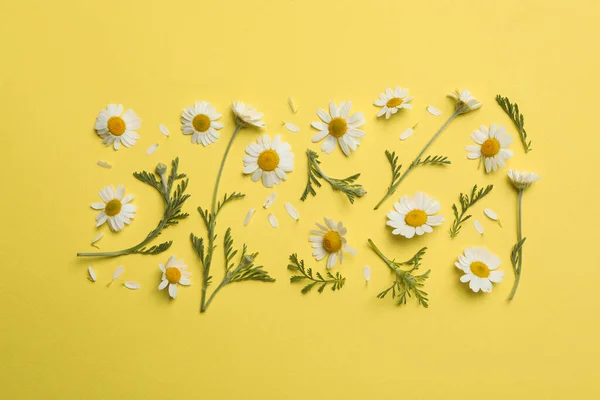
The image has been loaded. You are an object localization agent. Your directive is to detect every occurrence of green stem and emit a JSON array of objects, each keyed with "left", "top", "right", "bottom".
[
  {"left": 508, "top": 189, "right": 524, "bottom": 301},
  {"left": 367, "top": 239, "right": 396, "bottom": 273},
  {"left": 374, "top": 111, "right": 459, "bottom": 210}
]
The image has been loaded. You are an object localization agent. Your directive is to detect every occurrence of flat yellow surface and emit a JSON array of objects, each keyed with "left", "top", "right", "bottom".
[{"left": 1, "top": 0, "right": 599, "bottom": 398}]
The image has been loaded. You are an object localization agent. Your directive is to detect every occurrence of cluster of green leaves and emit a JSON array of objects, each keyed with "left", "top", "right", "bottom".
[
  {"left": 77, "top": 158, "right": 190, "bottom": 258},
  {"left": 367, "top": 240, "right": 430, "bottom": 307},
  {"left": 510, "top": 237, "right": 527, "bottom": 274},
  {"left": 449, "top": 184, "right": 494, "bottom": 238},
  {"left": 287, "top": 253, "right": 346, "bottom": 294},
  {"left": 301, "top": 149, "right": 366, "bottom": 204},
  {"left": 496, "top": 94, "right": 532, "bottom": 153}
]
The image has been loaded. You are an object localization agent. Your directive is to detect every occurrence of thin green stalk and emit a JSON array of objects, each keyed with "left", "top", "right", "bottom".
[
  {"left": 76, "top": 220, "right": 165, "bottom": 257},
  {"left": 373, "top": 110, "right": 458, "bottom": 210},
  {"left": 367, "top": 239, "right": 395, "bottom": 273},
  {"left": 508, "top": 189, "right": 524, "bottom": 300}
]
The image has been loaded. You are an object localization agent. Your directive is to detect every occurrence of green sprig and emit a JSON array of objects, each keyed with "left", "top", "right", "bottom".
[
  {"left": 77, "top": 158, "right": 190, "bottom": 258},
  {"left": 496, "top": 94, "right": 532, "bottom": 153},
  {"left": 287, "top": 253, "right": 346, "bottom": 294},
  {"left": 449, "top": 184, "right": 493, "bottom": 238}
]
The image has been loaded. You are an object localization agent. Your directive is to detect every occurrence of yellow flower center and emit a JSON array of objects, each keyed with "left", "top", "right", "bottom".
[
  {"left": 257, "top": 149, "right": 280, "bottom": 172},
  {"left": 470, "top": 261, "right": 490, "bottom": 278},
  {"left": 386, "top": 97, "right": 404, "bottom": 108},
  {"left": 328, "top": 117, "right": 347, "bottom": 138},
  {"left": 192, "top": 114, "right": 211, "bottom": 132},
  {"left": 481, "top": 138, "right": 500, "bottom": 157},
  {"left": 322, "top": 231, "right": 342, "bottom": 253},
  {"left": 107, "top": 116, "right": 126, "bottom": 136},
  {"left": 165, "top": 267, "right": 181, "bottom": 284},
  {"left": 104, "top": 199, "right": 122, "bottom": 216},
  {"left": 404, "top": 209, "right": 427, "bottom": 227}
]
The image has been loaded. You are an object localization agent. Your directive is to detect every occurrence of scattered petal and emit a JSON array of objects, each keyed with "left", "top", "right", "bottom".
[
  {"left": 159, "top": 124, "right": 170, "bottom": 137},
  {"left": 400, "top": 128, "right": 414, "bottom": 140},
  {"left": 263, "top": 193, "right": 277, "bottom": 209},
  {"left": 284, "top": 122, "right": 300, "bottom": 133},
  {"left": 91, "top": 232, "right": 104, "bottom": 247},
  {"left": 244, "top": 208, "right": 255, "bottom": 226},
  {"left": 363, "top": 265, "right": 371, "bottom": 282},
  {"left": 284, "top": 202, "right": 300, "bottom": 220},
  {"left": 88, "top": 266, "right": 97, "bottom": 282},
  {"left": 146, "top": 143, "right": 159, "bottom": 155},
  {"left": 288, "top": 97, "right": 298, "bottom": 113},
  {"left": 474, "top": 220, "right": 484, "bottom": 235},
  {"left": 483, "top": 208, "right": 502, "bottom": 227},
  {"left": 268, "top": 213, "right": 278, "bottom": 228},
  {"left": 112, "top": 265, "right": 124, "bottom": 280},
  {"left": 124, "top": 281, "right": 141, "bottom": 290},
  {"left": 97, "top": 160, "right": 112, "bottom": 169},
  {"left": 426, "top": 105, "right": 441, "bottom": 116}
]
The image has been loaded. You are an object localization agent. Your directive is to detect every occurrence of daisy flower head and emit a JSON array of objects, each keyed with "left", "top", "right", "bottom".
[
  {"left": 387, "top": 192, "right": 444, "bottom": 239},
  {"left": 447, "top": 89, "right": 482, "bottom": 114},
  {"left": 232, "top": 101, "right": 265, "bottom": 128},
  {"left": 466, "top": 124, "right": 514, "bottom": 173},
  {"left": 91, "top": 185, "right": 136, "bottom": 232},
  {"left": 507, "top": 170, "right": 541, "bottom": 190},
  {"left": 243, "top": 134, "right": 294, "bottom": 188},
  {"left": 455, "top": 247, "right": 504, "bottom": 293},
  {"left": 181, "top": 101, "right": 223, "bottom": 146},
  {"left": 309, "top": 217, "right": 357, "bottom": 269},
  {"left": 374, "top": 87, "right": 413, "bottom": 119},
  {"left": 311, "top": 101, "right": 366, "bottom": 156},
  {"left": 95, "top": 104, "right": 141, "bottom": 150},
  {"left": 158, "top": 256, "right": 191, "bottom": 299}
]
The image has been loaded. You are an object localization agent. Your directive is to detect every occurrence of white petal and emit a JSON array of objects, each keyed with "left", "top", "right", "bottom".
[
  {"left": 484, "top": 208, "right": 499, "bottom": 221},
  {"left": 288, "top": 97, "right": 298, "bottom": 113},
  {"left": 399, "top": 128, "right": 414, "bottom": 140},
  {"left": 168, "top": 283, "right": 177, "bottom": 298},
  {"left": 91, "top": 232, "right": 104, "bottom": 246},
  {"left": 284, "top": 202, "right": 300, "bottom": 221},
  {"left": 97, "top": 160, "right": 112, "bottom": 169},
  {"left": 326, "top": 252, "right": 337, "bottom": 269},
  {"left": 158, "top": 279, "right": 169, "bottom": 290},
  {"left": 474, "top": 220, "right": 484, "bottom": 235},
  {"left": 244, "top": 208, "right": 255, "bottom": 226},
  {"left": 263, "top": 193, "right": 277, "bottom": 209},
  {"left": 426, "top": 106, "right": 441, "bottom": 116},
  {"left": 112, "top": 266, "right": 124, "bottom": 280},
  {"left": 268, "top": 213, "right": 278, "bottom": 228},
  {"left": 363, "top": 265, "right": 371, "bottom": 282},
  {"left": 87, "top": 266, "right": 97, "bottom": 282},
  {"left": 284, "top": 122, "right": 300, "bottom": 133},
  {"left": 146, "top": 143, "right": 159, "bottom": 155},
  {"left": 124, "top": 281, "right": 141, "bottom": 290},
  {"left": 159, "top": 124, "right": 170, "bottom": 137}
]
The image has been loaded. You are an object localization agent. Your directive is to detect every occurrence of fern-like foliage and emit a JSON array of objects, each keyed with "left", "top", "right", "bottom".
[
  {"left": 496, "top": 94, "right": 532, "bottom": 153},
  {"left": 412, "top": 155, "right": 451, "bottom": 167},
  {"left": 510, "top": 237, "right": 527, "bottom": 274},
  {"left": 77, "top": 158, "right": 190, "bottom": 258},
  {"left": 368, "top": 240, "right": 430, "bottom": 307},
  {"left": 449, "top": 184, "right": 493, "bottom": 238},
  {"left": 287, "top": 253, "right": 346, "bottom": 294},
  {"left": 301, "top": 149, "right": 366, "bottom": 204}
]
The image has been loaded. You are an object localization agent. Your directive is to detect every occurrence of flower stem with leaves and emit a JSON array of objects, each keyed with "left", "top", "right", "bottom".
[
  {"left": 449, "top": 184, "right": 494, "bottom": 238},
  {"left": 287, "top": 253, "right": 346, "bottom": 294},
  {"left": 496, "top": 95, "right": 532, "bottom": 153},
  {"left": 77, "top": 158, "right": 190, "bottom": 258},
  {"left": 367, "top": 239, "right": 430, "bottom": 307},
  {"left": 508, "top": 189, "right": 526, "bottom": 300},
  {"left": 301, "top": 149, "right": 366, "bottom": 204}
]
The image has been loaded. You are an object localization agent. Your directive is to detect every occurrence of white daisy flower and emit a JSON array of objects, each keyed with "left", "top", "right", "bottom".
[
  {"left": 386, "top": 192, "right": 445, "bottom": 239},
  {"left": 311, "top": 101, "right": 366, "bottom": 156},
  {"left": 447, "top": 89, "right": 482, "bottom": 114},
  {"left": 91, "top": 185, "right": 136, "bottom": 232},
  {"left": 232, "top": 101, "right": 265, "bottom": 128},
  {"left": 243, "top": 134, "right": 294, "bottom": 188},
  {"left": 94, "top": 104, "right": 141, "bottom": 150},
  {"left": 181, "top": 101, "right": 223, "bottom": 146},
  {"left": 455, "top": 247, "right": 504, "bottom": 293},
  {"left": 466, "top": 124, "right": 514, "bottom": 173},
  {"left": 374, "top": 87, "right": 413, "bottom": 119},
  {"left": 507, "top": 170, "right": 541, "bottom": 190},
  {"left": 158, "top": 256, "right": 191, "bottom": 299},
  {"left": 309, "top": 217, "right": 357, "bottom": 269}
]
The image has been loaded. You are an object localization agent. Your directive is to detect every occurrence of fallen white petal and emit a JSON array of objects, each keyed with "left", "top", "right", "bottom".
[
  {"left": 284, "top": 122, "right": 300, "bottom": 133},
  {"left": 91, "top": 232, "right": 104, "bottom": 246},
  {"left": 288, "top": 97, "right": 298, "bottom": 113},
  {"left": 268, "top": 213, "right": 278, "bottom": 228},
  {"left": 112, "top": 266, "right": 124, "bottom": 280},
  {"left": 146, "top": 143, "right": 159, "bottom": 155},
  {"left": 474, "top": 220, "right": 484, "bottom": 235},
  {"left": 124, "top": 281, "right": 141, "bottom": 290},
  {"left": 426, "top": 106, "right": 441, "bottom": 116},
  {"left": 484, "top": 208, "right": 498, "bottom": 221},
  {"left": 244, "top": 208, "right": 255, "bottom": 226},
  {"left": 97, "top": 160, "right": 112, "bottom": 169},
  {"left": 400, "top": 128, "right": 414, "bottom": 140},
  {"left": 263, "top": 193, "right": 277, "bottom": 209},
  {"left": 159, "top": 124, "right": 170, "bottom": 137},
  {"left": 284, "top": 202, "right": 300, "bottom": 220},
  {"left": 363, "top": 265, "right": 371, "bottom": 282},
  {"left": 88, "top": 266, "right": 97, "bottom": 282}
]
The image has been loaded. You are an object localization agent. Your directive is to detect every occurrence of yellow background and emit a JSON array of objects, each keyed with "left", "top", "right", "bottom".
[{"left": 1, "top": 0, "right": 599, "bottom": 398}]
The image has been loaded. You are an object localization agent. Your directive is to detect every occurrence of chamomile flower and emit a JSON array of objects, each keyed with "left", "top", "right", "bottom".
[
  {"left": 374, "top": 87, "right": 413, "bottom": 119},
  {"left": 181, "top": 101, "right": 223, "bottom": 146},
  {"left": 447, "top": 89, "right": 482, "bottom": 114},
  {"left": 466, "top": 124, "right": 514, "bottom": 173},
  {"left": 309, "top": 217, "right": 357, "bottom": 269},
  {"left": 455, "top": 247, "right": 504, "bottom": 293},
  {"left": 311, "top": 101, "right": 366, "bottom": 156},
  {"left": 386, "top": 192, "right": 444, "bottom": 239},
  {"left": 94, "top": 104, "right": 141, "bottom": 150},
  {"left": 243, "top": 134, "right": 294, "bottom": 188},
  {"left": 158, "top": 256, "right": 191, "bottom": 299},
  {"left": 232, "top": 101, "right": 265, "bottom": 128},
  {"left": 507, "top": 170, "right": 541, "bottom": 190},
  {"left": 91, "top": 185, "right": 136, "bottom": 232}
]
